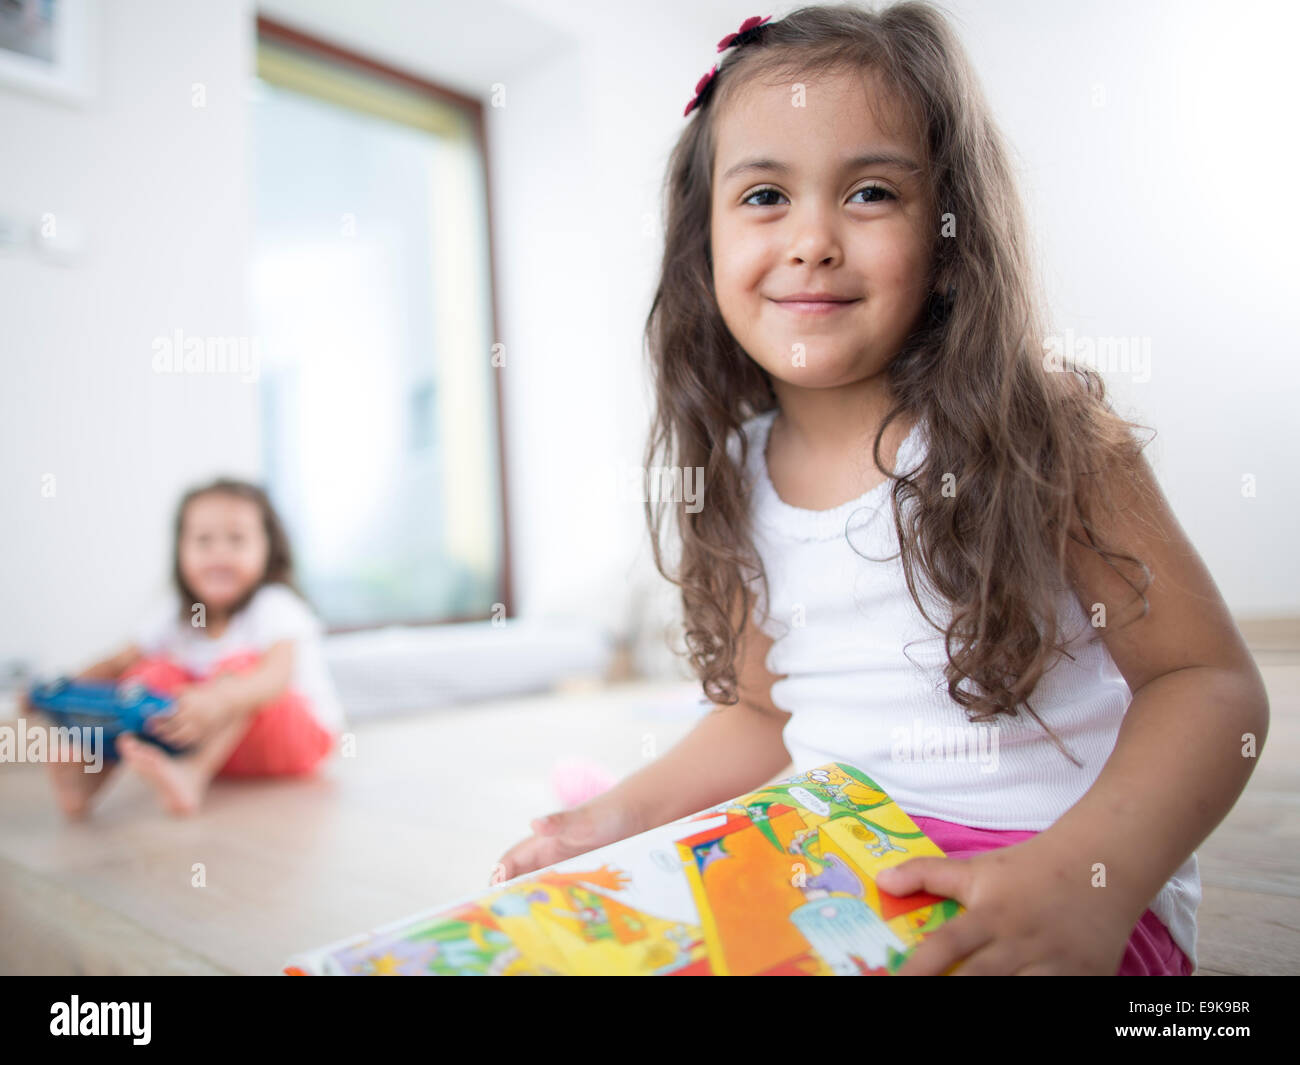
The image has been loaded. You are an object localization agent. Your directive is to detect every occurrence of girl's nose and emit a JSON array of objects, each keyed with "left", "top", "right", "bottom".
[{"left": 786, "top": 209, "right": 843, "bottom": 267}]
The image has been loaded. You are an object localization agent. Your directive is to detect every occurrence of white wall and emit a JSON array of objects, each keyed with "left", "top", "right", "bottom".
[
  {"left": 2, "top": 0, "right": 1296, "bottom": 679},
  {"left": 0, "top": 0, "right": 259, "bottom": 675},
  {"left": 945, "top": 0, "right": 1300, "bottom": 619}
]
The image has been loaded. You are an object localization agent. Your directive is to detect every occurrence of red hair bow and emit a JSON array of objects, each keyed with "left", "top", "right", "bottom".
[
  {"left": 683, "top": 15, "right": 773, "bottom": 117},
  {"left": 716, "top": 14, "right": 772, "bottom": 51}
]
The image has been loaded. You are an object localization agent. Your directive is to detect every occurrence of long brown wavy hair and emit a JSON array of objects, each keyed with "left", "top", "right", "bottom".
[
  {"left": 171, "top": 478, "right": 304, "bottom": 623},
  {"left": 643, "top": 1, "right": 1155, "bottom": 762}
]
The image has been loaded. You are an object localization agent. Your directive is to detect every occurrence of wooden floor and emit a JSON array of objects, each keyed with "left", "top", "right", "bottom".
[
  {"left": 0, "top": 656, "right": 1296, "bottom": 976},
  {"left": 0, "top": 678, "right": 715, "bottom": 975}
]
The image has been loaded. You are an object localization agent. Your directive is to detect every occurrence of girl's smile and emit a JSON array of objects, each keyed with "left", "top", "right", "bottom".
[{"left": 768, "top": 294, "right": 864, "bottom": 315}]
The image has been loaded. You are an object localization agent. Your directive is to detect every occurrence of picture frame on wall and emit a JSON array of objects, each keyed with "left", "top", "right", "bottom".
[{"left": 0, "top": 0, "right": 97, "bottom": 106}]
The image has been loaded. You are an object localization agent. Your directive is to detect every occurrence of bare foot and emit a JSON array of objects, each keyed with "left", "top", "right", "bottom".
[
  {"left": 117, "top": 733, "right": 203, "bottom": 816},
  {"left": 45, "top": 755, "right": 115, "bottom": 820}
]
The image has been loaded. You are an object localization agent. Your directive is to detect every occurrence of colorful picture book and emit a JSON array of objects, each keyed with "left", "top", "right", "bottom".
[{"left": 282, "top": 761, "right": 963, "bottom": 976}]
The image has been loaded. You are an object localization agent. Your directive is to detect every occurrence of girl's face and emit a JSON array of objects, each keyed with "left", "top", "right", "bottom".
[
  {"left": 710, "top": 68, "right": 935, "bottom": 394},
  {"left": 178, "top": 493, "right": 268, "bottom": 612}
]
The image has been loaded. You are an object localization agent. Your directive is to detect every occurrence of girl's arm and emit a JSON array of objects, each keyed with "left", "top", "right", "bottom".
[
  {"left": 612, "top": 594, "right": 795, "bottom": 832},
  {"left": 1043, "top": 451, "right": 1270, "bottom": 922},
  {"left": 16, "top": 644, "right": 142, "bottom": 717},
  {"left": 198, "top": 639, "right": 295, "bottom": 720},
  {"left": 879, "top": 450, "right": 1269, "bottom": 975},
  {"left": 495, "top": 592, "right": 793, "bottom": 881}
]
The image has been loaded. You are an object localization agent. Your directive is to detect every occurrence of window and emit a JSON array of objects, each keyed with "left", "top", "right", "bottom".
[{"left": 250, "top": 20, "right": 509, "bottom": 629}]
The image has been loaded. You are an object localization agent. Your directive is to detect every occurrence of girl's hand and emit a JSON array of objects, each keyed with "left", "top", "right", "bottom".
[
  {"left": 491, "top": 793, "right": 646, "bottom": 886},
  {"left": 12, "top": 689, "right": 33, "bottom": 719},
  {"left": 145, "top": 683, "right": 232, "bottom": 748},
  {"left": 875, "top": 834, "right": 1145, "bottom": 975}
]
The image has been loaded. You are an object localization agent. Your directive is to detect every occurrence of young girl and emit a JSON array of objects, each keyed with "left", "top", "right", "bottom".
[
  {"left": 44, "top": 478, "right": 344, "bottom": 818},
  {"left": 496, "top": 4, "right": 1270, "bottom": 976}
]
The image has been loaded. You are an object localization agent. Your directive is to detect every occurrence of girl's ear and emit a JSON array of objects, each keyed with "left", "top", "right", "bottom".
[
  {"left": 930, "top": 262, "right": 955, "bottom": 298},
  {"left": 927, "top": 259, "right": 956, "bottom": 300},
  {"left": 926, "top": 283, "right": 956, "bottom": 325}
]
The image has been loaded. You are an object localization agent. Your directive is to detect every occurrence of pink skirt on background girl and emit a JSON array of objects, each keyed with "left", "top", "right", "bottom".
[
  {"left": 911, "top": 814, "right": 1194, "bottom": 975},
  {"left": 119, "top": 653, "right": 335, "bottom": 777}
]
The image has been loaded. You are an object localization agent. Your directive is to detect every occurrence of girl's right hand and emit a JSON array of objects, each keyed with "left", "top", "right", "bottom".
[{"left": 491, "top": 794, "right": 647, "bottom": 886}]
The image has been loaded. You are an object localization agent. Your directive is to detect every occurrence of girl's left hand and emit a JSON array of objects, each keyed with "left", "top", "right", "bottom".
[
  {"left": 875, "top": 834, "right": 1144, "bottom": 975},
  {"left": 145, "top": 684, "right": 231, "bottom": 748}
]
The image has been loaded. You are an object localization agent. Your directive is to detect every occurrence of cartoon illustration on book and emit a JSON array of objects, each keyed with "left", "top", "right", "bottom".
[{"left": 283, "top": 762, "right": 963, "bottom": 976}]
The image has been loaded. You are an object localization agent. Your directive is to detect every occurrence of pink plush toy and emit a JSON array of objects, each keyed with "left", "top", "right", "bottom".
[{"left": 550, "top": 757, "right": 618, "bottom": 809}]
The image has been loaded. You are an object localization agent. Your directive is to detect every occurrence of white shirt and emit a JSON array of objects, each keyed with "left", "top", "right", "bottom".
[
  {"left": 733, "top": 407, "right": 1200, "bottom": 970},
  {"left": 134, "top": 583, "right": 345, "bottom": 733}
]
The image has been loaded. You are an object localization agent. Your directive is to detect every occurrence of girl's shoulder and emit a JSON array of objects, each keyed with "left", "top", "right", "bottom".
[{"left": 239, "top": 582, "right": 323, "bottom": 639}]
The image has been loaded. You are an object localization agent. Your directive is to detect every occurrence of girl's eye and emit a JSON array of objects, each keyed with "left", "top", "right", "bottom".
[
  {"left": 741, "top": 184, "right": 897, "bottom": 207},
  {"left": 850, "top": 184, "right": 896, "bottom": 204},
  {"left": 743, "top": 186, "right": 786, "bottom": 207}
]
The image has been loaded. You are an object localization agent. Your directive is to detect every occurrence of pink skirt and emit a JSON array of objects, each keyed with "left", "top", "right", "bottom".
[{"left": 911, "top": 815, "right": 1194, "bottom": 975}]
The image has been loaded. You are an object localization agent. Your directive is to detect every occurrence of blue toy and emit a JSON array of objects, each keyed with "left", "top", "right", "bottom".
[{"left": 27, "top": 677, "right": 187, "bottom": 759}]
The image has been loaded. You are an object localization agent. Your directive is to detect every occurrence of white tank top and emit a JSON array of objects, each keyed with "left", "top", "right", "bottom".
[{"left": 733, "top": 407, "right": 1200, "bottom": 968}]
